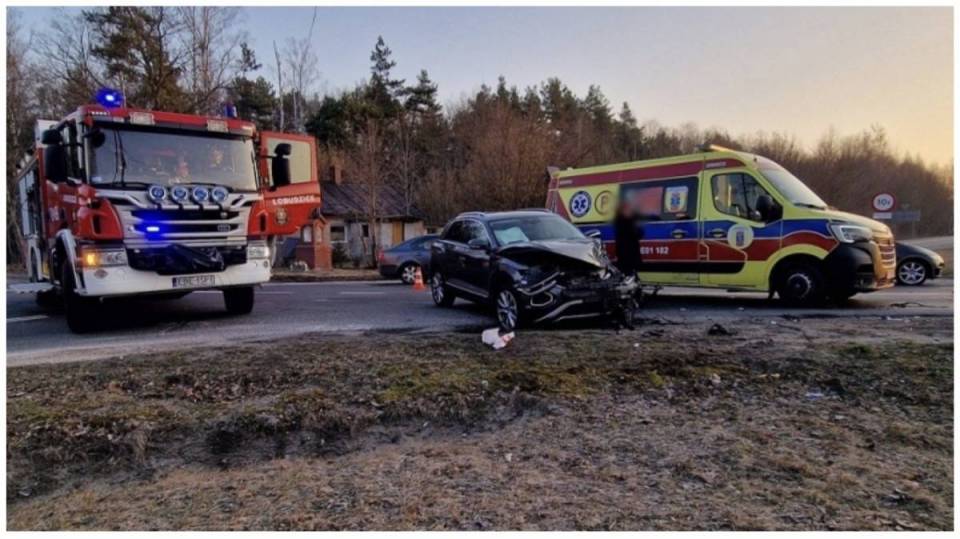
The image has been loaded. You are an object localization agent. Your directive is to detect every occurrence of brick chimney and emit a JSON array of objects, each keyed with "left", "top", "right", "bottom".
[{"left": 329, "top": 164, "right": 343, "bottom": 185}]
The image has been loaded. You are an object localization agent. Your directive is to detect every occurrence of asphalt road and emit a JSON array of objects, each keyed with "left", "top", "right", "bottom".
[{"left": 6, "top": 275, "right": 953, "bottom": 366}]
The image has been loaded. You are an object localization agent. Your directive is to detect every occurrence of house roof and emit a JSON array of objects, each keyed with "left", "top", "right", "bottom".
[{"left": 320, "top": 181, "right": 424, "bottom": 220}]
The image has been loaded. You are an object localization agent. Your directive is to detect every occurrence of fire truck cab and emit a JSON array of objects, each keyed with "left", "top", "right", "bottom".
[{"left": 14, "top": 99, "right": 321, "bottom": 332}]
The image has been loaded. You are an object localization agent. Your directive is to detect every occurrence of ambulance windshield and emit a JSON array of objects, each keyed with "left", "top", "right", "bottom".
[
  {"left": 88, "top": 125, "right": 257, "bottom": 191},
  {"left": 759, "top": 162, "right": 828, "bottom": 210}
]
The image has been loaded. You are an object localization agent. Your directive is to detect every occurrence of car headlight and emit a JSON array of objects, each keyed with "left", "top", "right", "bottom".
[
  {"left": 79, "top": 247, "right": 128, "bottom": 268},
  {"left": 829, "top": 223, "right": 873, "bottom": 243},
  {"left": 247, "top": 242, "right": 270, "bottom": 260}
]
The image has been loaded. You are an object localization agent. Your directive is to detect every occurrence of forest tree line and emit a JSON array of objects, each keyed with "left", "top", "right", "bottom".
[{"left": 6, "top": 6, "right": 953, "bottom": 263}]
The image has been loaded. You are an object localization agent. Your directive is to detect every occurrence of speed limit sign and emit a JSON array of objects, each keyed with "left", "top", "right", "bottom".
[{"left": 872, "top": 192, "right": 896, "bottom": 212}]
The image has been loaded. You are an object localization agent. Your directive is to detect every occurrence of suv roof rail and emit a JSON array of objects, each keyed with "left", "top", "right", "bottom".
[{"left": 457, "top": 211, "right": 486, "bottom": 218}]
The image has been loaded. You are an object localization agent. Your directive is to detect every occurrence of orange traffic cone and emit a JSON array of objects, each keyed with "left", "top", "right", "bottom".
[{"left": 413, "top": 267, "right": 426, "bottom": 291}]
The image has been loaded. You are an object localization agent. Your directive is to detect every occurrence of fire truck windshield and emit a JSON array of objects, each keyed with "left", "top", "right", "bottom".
[{"left": 88, "top": 125, "right": 257, "bottom": 191}]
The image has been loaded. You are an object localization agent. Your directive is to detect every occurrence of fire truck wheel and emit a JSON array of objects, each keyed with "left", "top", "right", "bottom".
[
  {"left": 61, "top": 265, "right": 98, "bottom": 333},
  {"left": 224, "top": 286, "right": 255, "bottom": 314}
]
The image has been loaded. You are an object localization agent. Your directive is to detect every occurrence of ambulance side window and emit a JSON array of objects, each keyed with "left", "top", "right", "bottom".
[
  {"left": 711, "top": 173, "right": 770, "bottom": 222},
  {"left": 621, "top": 177, "right": 698, "bottom": 221}
]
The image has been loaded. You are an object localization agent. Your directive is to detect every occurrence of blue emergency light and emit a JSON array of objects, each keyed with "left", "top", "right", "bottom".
[
  {"left": 145, "top": 225, "right": 160, "bottom": 233},
  {"left": 96, "top": 87, "right": 124, "bottom": 108}
]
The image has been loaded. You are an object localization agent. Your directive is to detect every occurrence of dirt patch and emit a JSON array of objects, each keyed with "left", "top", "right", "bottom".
[{"left": 6, "top": 316, "right": 953, "bottom": 530}]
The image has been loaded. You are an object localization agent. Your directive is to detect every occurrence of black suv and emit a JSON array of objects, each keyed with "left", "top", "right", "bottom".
[{"left": 429, "top": 210, "right": 638, "bottom": 330}]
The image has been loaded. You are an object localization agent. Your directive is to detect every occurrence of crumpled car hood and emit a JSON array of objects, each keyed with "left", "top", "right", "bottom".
[{"left": 497, "top": 239, "right": 608, "bottom": 269}]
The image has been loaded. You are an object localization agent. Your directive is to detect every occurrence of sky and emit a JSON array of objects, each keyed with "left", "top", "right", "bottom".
[{"left": 13, "top": 6, "right": 954, "bottom": 166}]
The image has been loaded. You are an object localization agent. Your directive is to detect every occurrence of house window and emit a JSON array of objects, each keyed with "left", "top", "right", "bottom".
[
  {"left": 330, "top": 225, "right": 346, "bottom": 242},
  {"left": 361, "top": 224, "right": 370, "bottom": 237},
  {"left": 301, "top": 225, "right": 313, "bottom": 243}
]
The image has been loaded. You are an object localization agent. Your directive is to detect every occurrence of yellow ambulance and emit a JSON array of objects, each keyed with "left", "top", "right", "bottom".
[{"left": 545, "top": 145, "right": 896, "bottom": 304}]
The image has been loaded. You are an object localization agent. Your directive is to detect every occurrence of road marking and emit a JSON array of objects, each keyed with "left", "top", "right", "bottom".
[
  {"left": 266, "top": 280, "right": 390, "bottom": 286},
  {"left": 7, "top": 315, "right": 49, "bottom": 323},
  {"left": 194, "top": 290, "right": 292, "bottom": 295}
]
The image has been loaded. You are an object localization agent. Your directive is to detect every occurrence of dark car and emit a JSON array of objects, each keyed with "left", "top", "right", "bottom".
[
  {"left": 378, "top": 234, "right": 438, "bottom": 284},
  {"left": 429, "top": 210, "right": 638, "bottom": 331},
  {"left": 895, "top": 242, "right": 945, "bottom": 286}
]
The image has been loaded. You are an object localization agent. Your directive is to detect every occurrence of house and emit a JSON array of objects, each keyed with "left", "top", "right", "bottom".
[{"left": 285, "top": 166, "right": 425, "bottom": 269}]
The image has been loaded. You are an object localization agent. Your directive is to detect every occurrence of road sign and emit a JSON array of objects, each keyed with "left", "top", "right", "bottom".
[
  {"left": 872, "top": 192, "right": 896, "bottom": 212},
  {"left": 873, "top": 210, "right": 921, "bottom": 222}
]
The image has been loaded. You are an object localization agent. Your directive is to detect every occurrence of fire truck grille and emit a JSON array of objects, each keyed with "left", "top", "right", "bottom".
[{"left": 104, "top": 190, "right": 255, "bottom": 247}]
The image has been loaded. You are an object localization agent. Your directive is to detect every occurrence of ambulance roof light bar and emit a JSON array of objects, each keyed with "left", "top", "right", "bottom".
[{"left": 697, "top": 143, "right": 735, "bottom": 153}]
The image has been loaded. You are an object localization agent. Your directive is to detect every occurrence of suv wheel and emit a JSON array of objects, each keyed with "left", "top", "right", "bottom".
[
  {"left": 777, "top": 262, "right": 825, "bottom": 306},
  {"left": 400, "top": 263, "right": 419, "bottom": 285},
  {"left": 431, "top": 272, "right": 455, "bottom": 307},
  {"left": 495, "top": 287, "right": 523, "bottom": 332},
  {"left": 897, "top": 259, "right": 928, "bottom": 286}
]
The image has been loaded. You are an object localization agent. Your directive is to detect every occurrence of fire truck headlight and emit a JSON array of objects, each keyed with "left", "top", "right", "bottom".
[
  {"left": 147, "top": 184, "right": 167, "bottom": 203},
  {"left": 210, "top": 186, "right": 229, "bottom": 203},
  {"left": 80, "top": 247, "right": 128, "bottom": 268},
  {"left": 170, "top": 185, "right": 189, "bottom": 203},
  {"left": 247, "top": 242, "right": 270, "bottom": 260},
  {"left": 191, "top": 186, "right": 210, "bottom": 204}
]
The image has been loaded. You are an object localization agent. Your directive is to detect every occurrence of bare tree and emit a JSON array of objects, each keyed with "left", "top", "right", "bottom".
[
  {"left": 282, "top": 8, "right": 320, "bottom": 132},
  {"left": 178, "top": 6, "right": 247, "bottom": 114},
  {"left": 346, "top": 118, "right": 385, "bottom": 266},
  {"left": 273, "top": 40, "right": 284, "bottom": 129}
]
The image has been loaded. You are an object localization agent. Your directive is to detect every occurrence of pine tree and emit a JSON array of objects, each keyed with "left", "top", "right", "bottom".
[
  {"left": 228, "top": 76, "right": 276, "bottom": 130},
  {"left": 404, "top": 69, "right": 441, "bottom": 118},
  {"left": 366, "top": 36, "right": 404, "bottom": 118},
  {"left": 84, "top": 7, "right": 188, "bottom": 110}
]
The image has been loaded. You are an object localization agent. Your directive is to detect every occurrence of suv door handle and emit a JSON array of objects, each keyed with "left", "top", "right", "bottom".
[
  {"left": 709, "top": 228, "right": 726, "bottom": 238},
  {"left": 671, "top": 229, "right": 688, "bottom": 238}
]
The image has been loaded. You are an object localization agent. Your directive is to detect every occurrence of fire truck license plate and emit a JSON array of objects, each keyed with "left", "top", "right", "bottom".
[{"left": 172, "top": 275, "right": 216, "bottom": 289}]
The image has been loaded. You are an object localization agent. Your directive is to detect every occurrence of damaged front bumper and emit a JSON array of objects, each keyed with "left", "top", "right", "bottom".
[{"left": 516, "top": 270, "right": 638, "bottom": 324}]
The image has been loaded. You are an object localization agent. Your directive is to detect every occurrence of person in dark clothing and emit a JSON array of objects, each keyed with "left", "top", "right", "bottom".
[{"left": 613, "top": 201, "right": 643, "bottom": 277}]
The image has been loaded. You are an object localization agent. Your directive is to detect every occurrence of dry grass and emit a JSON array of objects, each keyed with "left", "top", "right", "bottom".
[{"left": 6, "top": 316, "right": 953, "bottom": 530}]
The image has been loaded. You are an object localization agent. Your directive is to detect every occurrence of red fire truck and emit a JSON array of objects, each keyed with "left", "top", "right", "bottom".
[{"left": 14, "top": 94, "right": 321, "bottom": 332}]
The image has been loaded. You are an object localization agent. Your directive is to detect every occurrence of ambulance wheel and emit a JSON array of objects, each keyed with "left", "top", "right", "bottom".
[
  {"left": 430, "top": 272, "right": 456, "bottom": 307},
  {"left": 224, "top": 286, "right": 255, "bottom": 314},
  {"left": 61, "top": 265, "right": 98, "bottom": 333},
  {"left": 777, "top": 262, "right": 825, "bottom": 306}
]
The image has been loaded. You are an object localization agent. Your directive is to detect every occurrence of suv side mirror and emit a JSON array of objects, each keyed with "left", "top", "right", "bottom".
[
  {"left": 43, "top": 144, "right": 69, "bottom": 183},
  {"left": 467, "top": 237, "right": 490, "bottom": 251},
  {"left": 271, "top": 144, "right": 292, "bottom": 188},
  {"left": 755, "top": 194, "right": 781, "bottom": 222}
]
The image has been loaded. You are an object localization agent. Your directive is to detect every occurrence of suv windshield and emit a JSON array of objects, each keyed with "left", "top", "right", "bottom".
[
  {"left": 88, "top": 125, "right": 257, "bottom": 191},
  {"left": 758, "top": 161, "right": 828, "bottom": 210},
  {"left": 490, "top": 214, "right": 585, "bottom": 245}
]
